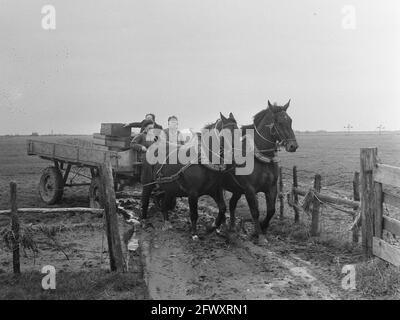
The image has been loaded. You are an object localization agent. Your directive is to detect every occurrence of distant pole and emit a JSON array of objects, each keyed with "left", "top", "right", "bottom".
[
  {"left": 344, "top": 124, "right": 353, "bottom": 134},
  {"left": 377, "top": 125, "right": 384, "bottom": 135},
  {"left": 10, "top": 182, "right": 20, "bottom": 274}
]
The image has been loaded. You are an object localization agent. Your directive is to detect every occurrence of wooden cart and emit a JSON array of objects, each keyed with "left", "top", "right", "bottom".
[{"left": 27, "top": 139, "right": 142, "bottom": 207}]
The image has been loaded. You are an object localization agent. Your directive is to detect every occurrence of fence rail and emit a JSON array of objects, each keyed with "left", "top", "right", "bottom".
[
  {"left": 2, "top": 161, "right": 125, "bottom": 274},
  {"left": 359, "top": 147, "right": 400, "bottom": 266},
  {"left": 284, "top": 164, "right": 361, "bottom": 240},
  {"left": 283, "top": 147, "right": 400, "bottom": 267}
]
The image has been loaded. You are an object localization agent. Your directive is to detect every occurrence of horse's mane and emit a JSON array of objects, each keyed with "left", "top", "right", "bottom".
[
  {"left": 253, "top": 109, "right": 268, "bottom": 126},
  {"left": 203, "top": 118, "right": 237, "bottom": 130}
]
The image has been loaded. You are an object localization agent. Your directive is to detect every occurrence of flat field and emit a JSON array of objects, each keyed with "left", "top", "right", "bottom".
[{"left": 0, "top": 133, "right": 399, "bottom": 299}]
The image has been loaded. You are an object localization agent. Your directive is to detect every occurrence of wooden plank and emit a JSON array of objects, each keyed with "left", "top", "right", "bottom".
[
  {"left": 360, "top": 148, "right": 377, "bottom": 257},
  {"left": 383, "top": 191, "right": 400, "bottom": 209},
  {"left": 94, "top": 138, "right": 129, "bottom": 148},
  {"left": 352, "top": 171, "right": 360, "bottom": 243},
  {"left": 78, "top": 148, "right": 111, "bottom": 166},
  {"left": 55, "top": 144, "right": 78, "bottom": 160},
  {"left": 31, "top": 140, "right": 54, "bottom": 156},
  {"left": 293, "top": 187, "right": 359, "bottom": 210},
  {"left": 99, "top": 162, "right": 125, "bottom": 272},
  {"left": 374, "top": 181, "right": 383, "bottom": 238},
  {"left": 374, "top": 163, "right": 400, "bottom": 188},
  {"left": 279, "top": 167, "right": 284, "bottom": 219},
  {"left": 10, "top": 182, "right": 20, "bottom": 274},
  {"left": 27, "top": 140, "right": 134, "bottom": 172},
  {"left": 0, "top": 207, "right": 104, "bottom": 215},
  {"left": 93, "top": 133, "right": 130, "bottom": 142},
  {"left": 116, "top": 149, "right": 136, "bottom": 172},
  {"left": 373, "top": 237, "right": 400, "bottom": 267},
  {"left": 293, "top": 166, "right": 300, "bottom": 223},
  {"left": 383, "top": 215, "right": 400, "bottom": 237}
]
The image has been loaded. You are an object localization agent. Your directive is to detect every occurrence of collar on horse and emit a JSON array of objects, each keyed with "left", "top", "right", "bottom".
[
  {"left": 241, "top": 132, "right": 279, "bottom": 164},
  {"left": 253, "top": 144, "right": 279, "bottom": 164}
]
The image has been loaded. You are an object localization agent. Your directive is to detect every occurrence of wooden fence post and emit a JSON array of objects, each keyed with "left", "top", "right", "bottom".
[
  {"left": 360, "top": 148, "right": 377, "bottom": 257},
  {"left": 99, "top": 162, "right": 125, "bottom": 272},
  {"left": 310, "top": 174, "right": 322, "bottom": 236},
  {"left": 374, "top": 174, "right": 383, "bottom": 239},
  {"left": 293, "top": 166, "right": 300, "bottom": 223},
  {"left": 279, "top": 167, "right": 284, "bottom": 219},
  {"left": 10, "top": 181, "right": 20, "bottom": 274},
  {"left": 352, "top": 171, "right": 360, "bottom": 243}
]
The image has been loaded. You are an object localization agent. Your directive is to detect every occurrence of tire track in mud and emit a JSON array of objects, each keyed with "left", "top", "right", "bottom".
[{"left": 138, "top": 200, "right": 339, "bottom": 300}]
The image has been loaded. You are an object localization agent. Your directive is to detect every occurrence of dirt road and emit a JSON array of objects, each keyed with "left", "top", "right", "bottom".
[{"left": 136, "top": 196, "right": 360, "bottom": 300}]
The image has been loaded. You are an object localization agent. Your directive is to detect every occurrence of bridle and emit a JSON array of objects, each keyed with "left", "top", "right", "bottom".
[{"left": 252, "top": 114, "right": 296, "bottom": 153}]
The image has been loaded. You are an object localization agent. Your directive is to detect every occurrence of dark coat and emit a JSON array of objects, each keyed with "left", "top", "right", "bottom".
[{"left": 130, "top": 132, "right": 155, "bottom": 152}]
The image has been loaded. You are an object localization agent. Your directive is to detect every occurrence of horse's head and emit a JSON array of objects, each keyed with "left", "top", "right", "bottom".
[
  {"left": 218, "top": 112, "right": 238, "bottom": 132},
  {"left": 254, "top": 100, "right": 298, "bottom": 153},
  {"left": 200, "top": 113, "right": 238, "bottom": 163}
]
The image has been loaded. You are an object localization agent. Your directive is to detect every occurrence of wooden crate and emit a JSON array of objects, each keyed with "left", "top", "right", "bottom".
[
  {"left": 100, "top": 123, "right": 131, "bottom": 137},
  {"left": 93, "top": 133, "right": 131, "bottom": 149}
]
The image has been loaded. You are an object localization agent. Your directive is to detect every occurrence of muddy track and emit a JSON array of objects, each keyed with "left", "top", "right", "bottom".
[{"left": 137, "top": 198, "right": 342, "bottom": 300}]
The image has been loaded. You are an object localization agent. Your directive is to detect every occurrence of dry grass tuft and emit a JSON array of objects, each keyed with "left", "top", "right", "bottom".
[
  {"left": 0, "top": 271, "right": 148, "bottom": 300},
  {"left": 356, "top": 259, "right": 400, "bottom": 298}
]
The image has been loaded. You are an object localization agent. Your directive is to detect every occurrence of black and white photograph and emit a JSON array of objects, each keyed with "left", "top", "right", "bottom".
[{"left": 0, "top": 0, "right": 399, "bottom": 306}]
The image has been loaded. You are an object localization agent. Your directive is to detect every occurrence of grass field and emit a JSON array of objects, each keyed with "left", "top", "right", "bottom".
[{"left": 0, "top": 132, "right": 399, "bottom": 299}]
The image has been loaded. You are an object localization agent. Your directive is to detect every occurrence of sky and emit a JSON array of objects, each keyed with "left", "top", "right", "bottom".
[{"left": 0, "top": 0, "right": 399, "bottom": 134}]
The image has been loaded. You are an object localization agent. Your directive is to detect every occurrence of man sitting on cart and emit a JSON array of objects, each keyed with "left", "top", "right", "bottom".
[
  {"left": 124, "top": 113, "right": 163, "bottom": 132},
  {"left": 159, "top": 115, "right": 185, "bottom": 146},
  {"left": 130, "top": 120, "right": 157, "bottom": 154}
]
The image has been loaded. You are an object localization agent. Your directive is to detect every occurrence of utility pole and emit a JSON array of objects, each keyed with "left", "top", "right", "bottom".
[
  {"left": 377, "top": 125, "right": 384, "bottom": 135},
  {"left": 344, "top": 124, "right": 353, "bottom": 135}
]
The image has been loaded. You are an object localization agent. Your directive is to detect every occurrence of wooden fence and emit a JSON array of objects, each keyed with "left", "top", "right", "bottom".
[
  {"left": 284, "top": 166, "right": 360, "bottom": 239},
  {"left": 1, "top": 162, "right": 125, "bottom": 273},
  {"left": 360, "top": 148, "right": 400, "bottom": 266},
  {"left": 281, "top": 147, "right": 400, "bottom": 267}
]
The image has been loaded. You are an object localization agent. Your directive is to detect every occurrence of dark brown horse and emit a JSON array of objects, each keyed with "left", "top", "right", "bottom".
[
  {"left": 140, "top": 113, "right": 238, "bottom": 239},
  {"left": 221, "top": 100, "right": 298, "bottom": 244}
]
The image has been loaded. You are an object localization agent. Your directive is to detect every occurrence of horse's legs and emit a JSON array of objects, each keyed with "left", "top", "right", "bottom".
[
  {"left": 229, "top": 192, "right": 241, "bottom": 231},
  {"left": 244, "top": 189, "right": 267, "bottom": 244},
  {"left": 188, "top": 194, "right": 199, "bottom": 240},
  {"left": 161, "top": 192, "right": 173, "bottom": 230},
  {"left": 213, "top": 188, "right": 227, "bottom": 230},
  {"left": 141, "top": 184, "right": 154, "bottom": 220},
  {"left": 261, "top": 185, "right": 278, "bottom": 233}
]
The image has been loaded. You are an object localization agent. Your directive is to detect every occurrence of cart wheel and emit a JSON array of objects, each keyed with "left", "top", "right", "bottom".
[
  {"left": 89, "top": 176, "right": 104, "bottom": 208},
  {"left": 39, "top": 166, "right": 64, "bottom": 204}
]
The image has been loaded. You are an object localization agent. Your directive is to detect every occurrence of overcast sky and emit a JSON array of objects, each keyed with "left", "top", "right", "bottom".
[{"left": 0, "top": 0, "right": 399, "bottom": 134}]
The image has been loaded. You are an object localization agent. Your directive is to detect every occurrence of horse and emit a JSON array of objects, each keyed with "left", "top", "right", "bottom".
[
  {"left": 221, "top": 100, "right": 298, "bottom": 244},
  {"left": 140, "top": 112, "right": 238, "bottom": 239}
]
